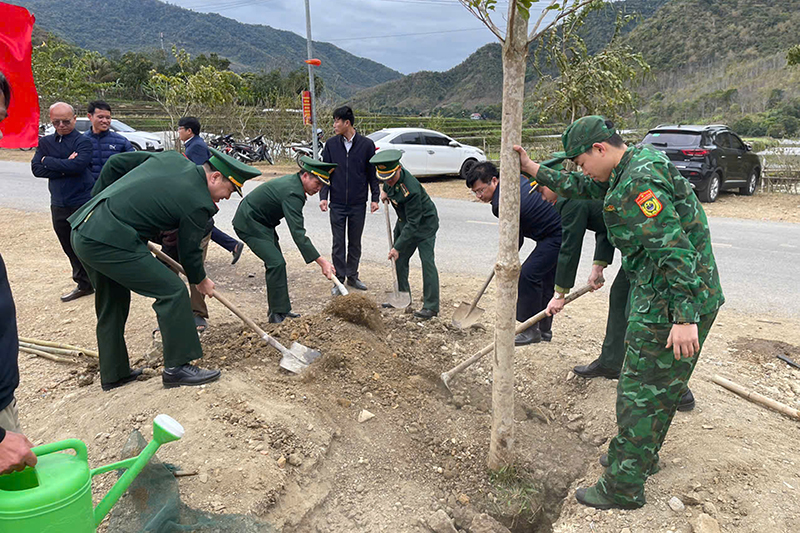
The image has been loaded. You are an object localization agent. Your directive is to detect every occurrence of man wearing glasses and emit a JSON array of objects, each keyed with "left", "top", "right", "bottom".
[
  {"left": 466, "top": 161, "right": 562, "bottom": 345},
  {"left": 31, "top": 102, "right": 94, "bottom": 302}
]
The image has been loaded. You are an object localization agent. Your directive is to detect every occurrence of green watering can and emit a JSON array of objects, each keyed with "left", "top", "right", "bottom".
[{"left": 0, "top": 414, "right": 184, "bottom": 532}]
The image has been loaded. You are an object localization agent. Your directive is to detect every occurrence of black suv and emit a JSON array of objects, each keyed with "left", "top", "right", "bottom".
[{"left": 640, "top": 125, "right": 761, "bottom": 202}]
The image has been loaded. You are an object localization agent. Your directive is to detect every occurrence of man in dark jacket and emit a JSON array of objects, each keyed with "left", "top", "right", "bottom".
[
  {"left": 84, "top": 100, "right": 133, "bottom": 181},
  {"left": 320, "top": 106, "right": 379, "bottom": 293},
  {"left": 178, "top": 116, "right": 244, "bottom": 265},
  {"left": 31, "top": 102, "right": 94, "bottom": 302},
  {"left": 467, "top": 162, "right": 562, "bottom": 345}
]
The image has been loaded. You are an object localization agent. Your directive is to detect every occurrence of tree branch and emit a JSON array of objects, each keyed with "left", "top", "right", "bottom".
[
  {"left": 459, "top": 1, "right": 504, "bottom": 42},
  {"left": 527, "top": 0, "right": 598, "bottom": 45}
]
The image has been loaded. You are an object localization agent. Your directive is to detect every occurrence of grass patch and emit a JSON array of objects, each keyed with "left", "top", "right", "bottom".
[{"left": 488, "top": 465, "right": 544, "bottom": 530}]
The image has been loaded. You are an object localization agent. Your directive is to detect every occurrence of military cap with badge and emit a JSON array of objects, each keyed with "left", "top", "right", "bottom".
[
  {"left": 208, "top": 147, "right": 262, "bottom": 196},
  {"left": 298, "top": 155, "right": 337, "bottom": 185},
  {"left": 371, "top": 149, "right": 403, "bottom": 181}
]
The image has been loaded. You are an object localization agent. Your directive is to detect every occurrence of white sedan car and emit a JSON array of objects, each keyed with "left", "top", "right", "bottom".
[
  {"left": 45, "top": 118, "right": 164, "bottom": 152},
  {"left": 367, "top": 128, "right": 486, "bottom": 178}
]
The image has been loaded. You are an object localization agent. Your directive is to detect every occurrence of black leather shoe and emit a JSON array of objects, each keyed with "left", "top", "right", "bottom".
[
  {"left": 61, "top": 286, "right": 94, "bottom": 302},
  {"left": 102, "top": 368, "right": 143, "bottom": 391},
  {"left": 346, "top": 277, "right": 368, "bottom": 291},
  {"left": 541, "top": 330, "right": 552, "bottom": 342},
  {"left": 231, "top": 241, "right": 244, "bottom": 265},
  {"left": 677, "top": 388, "right": 695, "bottom": 412},
  {"left": 413, "top": 308, "right": 437, "bottom": 320},
  {"left": 515, "top": 327, "right": 542, "bottom": 346},
  {"left": 268, "top": 311, "right": 300, "bottom": 324},
  {"left": 573, "top": 358, "right": 620, "bottom": 379},
  {"left": 162, "top": 364, "right": 221, "bottom": 388}
]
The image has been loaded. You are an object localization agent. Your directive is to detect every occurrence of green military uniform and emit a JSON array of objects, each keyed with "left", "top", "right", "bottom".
[
  {"left": 233, "top": 157, "right": 334, "bottom": 315},
  {"left": 535, "top": 116, "right": 725, "bottom": 508},
  {"left": 372, "top": 150, "right": 440, "bottom": 313},
  {"left": 69, "top": 150, "right": 259, "bottom": 387}
]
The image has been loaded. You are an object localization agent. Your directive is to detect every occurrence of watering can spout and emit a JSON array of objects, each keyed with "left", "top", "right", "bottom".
[{"left": 91, "top": 414, "right": 184, "bottom": 526}]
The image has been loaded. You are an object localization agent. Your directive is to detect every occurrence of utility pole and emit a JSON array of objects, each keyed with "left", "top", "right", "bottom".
[{"left": 304, "top": 0, "right": 319, "bottom": 160}]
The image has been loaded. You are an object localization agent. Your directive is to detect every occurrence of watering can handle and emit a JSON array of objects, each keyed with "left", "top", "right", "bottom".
[{"left": 31, "top": 439, "right": 88, "bottom": 463}]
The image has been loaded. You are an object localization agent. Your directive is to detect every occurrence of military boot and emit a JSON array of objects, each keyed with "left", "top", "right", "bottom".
[{"left": 575, "top": 486, "right": 642, "bottom": 510}]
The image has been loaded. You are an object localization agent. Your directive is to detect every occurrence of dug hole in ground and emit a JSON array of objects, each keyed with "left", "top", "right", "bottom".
[{"left": 3, "top": 203, "right": 800, "bottom": 533}]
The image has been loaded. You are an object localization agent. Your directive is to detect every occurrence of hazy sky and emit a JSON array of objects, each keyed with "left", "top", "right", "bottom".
[{"left": 165, "top": 0, "right": 555, "bottom": 74}]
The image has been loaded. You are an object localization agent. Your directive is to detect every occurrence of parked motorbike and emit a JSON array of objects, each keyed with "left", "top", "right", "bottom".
[
  {"left": 289, "top": 129, "right": 325, "bottom": 164},
  {"left": 247, "top": 134, "right": 274, "bottom": 165}
]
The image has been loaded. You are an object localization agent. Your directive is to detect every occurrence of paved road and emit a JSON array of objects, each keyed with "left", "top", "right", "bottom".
[{"left": 1, "top": 160, "right": 798, "bottom": 317}]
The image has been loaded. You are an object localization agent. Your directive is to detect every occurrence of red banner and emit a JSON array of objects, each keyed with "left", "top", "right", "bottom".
[
  {"left": 0, "top": 3, "right": 39, "bottom": 149},
  {"left": 301, "top": 90, "right": 312, "bottom": 126}
]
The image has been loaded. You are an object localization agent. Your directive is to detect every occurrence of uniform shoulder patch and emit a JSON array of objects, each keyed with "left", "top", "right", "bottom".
[
  {"left": 400, "top": 184, "right": 410, "bottom": 197},
  {"left": 635, "top": 189, "right": 663, "bottom": 218}
]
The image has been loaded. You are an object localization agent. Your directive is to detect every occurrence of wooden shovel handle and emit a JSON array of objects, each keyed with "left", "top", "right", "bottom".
[
  {"left": 465, "top": 269, "right": 495, "bottom": 315},
  {"left": 147, "top": 242, "right": 268, "bottom": 338},
  {"left": 443, "top": 279, "right": 602, "bottom": 383}
]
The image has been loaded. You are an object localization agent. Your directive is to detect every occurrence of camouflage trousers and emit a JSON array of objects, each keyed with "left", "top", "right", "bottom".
[{"left": 596, "top": 311, "right": 718, "bottom": 507}]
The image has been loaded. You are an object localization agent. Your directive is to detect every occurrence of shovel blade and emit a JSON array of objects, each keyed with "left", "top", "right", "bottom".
[
  {"left": 279, "top": 353, "right": 308, "bottom": 374},
  {"left": 383, "top": 290, "right": 411, "bottom": 309},
  {"left": 451, "top": 302, "right": 485, "bottom": 328},
  {"left": 289, "top": 342, "right": 322, "bottom": 365},
  {"left": 278, "top": 342, "right": 321, "bottom": 374}
]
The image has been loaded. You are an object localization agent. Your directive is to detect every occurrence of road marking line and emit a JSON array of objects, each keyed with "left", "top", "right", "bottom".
[
  {"left": 779, "top": 244, "right": 797, "bottom": 248},
  {"left": 712, "top": 243, "right": 733, "bottom": 248},
  {"left": 466, "top": 220, "right": 498, "bottom": 226}
]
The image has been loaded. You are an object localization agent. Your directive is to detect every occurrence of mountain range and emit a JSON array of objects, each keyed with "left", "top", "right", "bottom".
[{"left": 11, "top": 0, "right": 403, "bottom": 99}]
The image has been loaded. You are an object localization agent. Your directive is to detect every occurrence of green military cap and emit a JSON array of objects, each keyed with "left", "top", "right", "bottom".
[
  {"left": 298, "top": 155, "right": 337, "bottom": 186},
  {"left": 370, "top": 149, "right": 403, "bottom": 180},
  {"left": 208, "top": 147, "right": 262, "bottom": 196},
  {"left": 521, "top": 157, "right": 564, "bottom": 190},
  {"left": 550, "top": 115, "right": 615, "bottom": 163}
]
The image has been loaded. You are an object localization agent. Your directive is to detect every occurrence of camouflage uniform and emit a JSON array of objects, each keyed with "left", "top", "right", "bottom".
[{"left": 536, "top": 133, "right": 725, "bottom": 507}]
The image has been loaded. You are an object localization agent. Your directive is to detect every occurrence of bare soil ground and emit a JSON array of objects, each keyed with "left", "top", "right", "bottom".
[{"left": 3, "top": 202, "right": 800, "bottom": 533}]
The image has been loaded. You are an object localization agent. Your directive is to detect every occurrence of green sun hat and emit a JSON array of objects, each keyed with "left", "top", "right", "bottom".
[
  {"left": 369, "top": 149, "right": 403, "bottom": 180},
  {"left": 549, "top": 115, "right": 615, "bottom": 163},
  {"left": 207, "top": 147, "right": 262, "bottom": 196},
  {"left": 298, "top": 155, "right": 337, "bottom": 186}
]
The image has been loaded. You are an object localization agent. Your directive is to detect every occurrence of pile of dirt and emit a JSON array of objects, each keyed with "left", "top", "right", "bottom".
[{"left": 325, "top": 293, "right": 385, "bottom": 332}]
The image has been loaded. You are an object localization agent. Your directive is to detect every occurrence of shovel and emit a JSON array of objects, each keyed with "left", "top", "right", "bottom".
[
  {"left": 382, "top": 201, "right": 412, "bottom": 309},
  {"left": 452, "top": 269, "right": 494, "bottom": 328},
  {"left": 331, "top": 275, "right": 349, "bottom": 296},
  {"left": 148, "top": 243, "right": 321, "bottom": 373},
  {"left": 441, "top": 279, "right": 601, "bottom": 393}
]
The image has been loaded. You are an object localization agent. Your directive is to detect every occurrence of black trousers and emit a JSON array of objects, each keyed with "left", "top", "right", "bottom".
[
  {"left": 51, "top": 205, "right": 91, "bottom": 290},
  {"left": 211, "top": 226, "right": 239, "bottom": 253},
  {"left": 329, "top": 203, "right": 367, "bottom": 282},
  {"left": 516, "top": 235, "right": 560, "bottom": 333}
]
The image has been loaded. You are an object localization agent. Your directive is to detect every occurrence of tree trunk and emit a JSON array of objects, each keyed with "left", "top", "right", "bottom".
[{"left": 487, "top": 2, "right": 528, "bottom": 471}]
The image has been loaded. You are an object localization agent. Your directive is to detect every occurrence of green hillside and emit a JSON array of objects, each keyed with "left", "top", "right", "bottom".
[
  {"left": 626, "top": 0, "right": 800, "bottom": 133},
  {"left": 348, "top": 0, "right": 669, "bottom": 115},
  {"left": 11, "top": 0, "right": 402, "bottom": 98}
]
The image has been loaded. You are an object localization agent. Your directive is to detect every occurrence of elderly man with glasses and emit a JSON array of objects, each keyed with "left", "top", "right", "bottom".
[
  {"left": 466, "top": 161, "right": 562, "bottom": 344},
  {"left": 31, "top": 102, "right": 95, "bottom": 302}
]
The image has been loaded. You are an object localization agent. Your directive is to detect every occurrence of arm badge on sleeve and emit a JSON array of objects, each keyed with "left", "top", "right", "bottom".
[{"left": 635, "top": 189, "right": 662, "bottom": 218}]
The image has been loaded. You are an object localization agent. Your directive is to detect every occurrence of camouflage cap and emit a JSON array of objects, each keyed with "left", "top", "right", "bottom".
[{"left": 550, "top": 115, "right": 615, "bottom": 162}]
